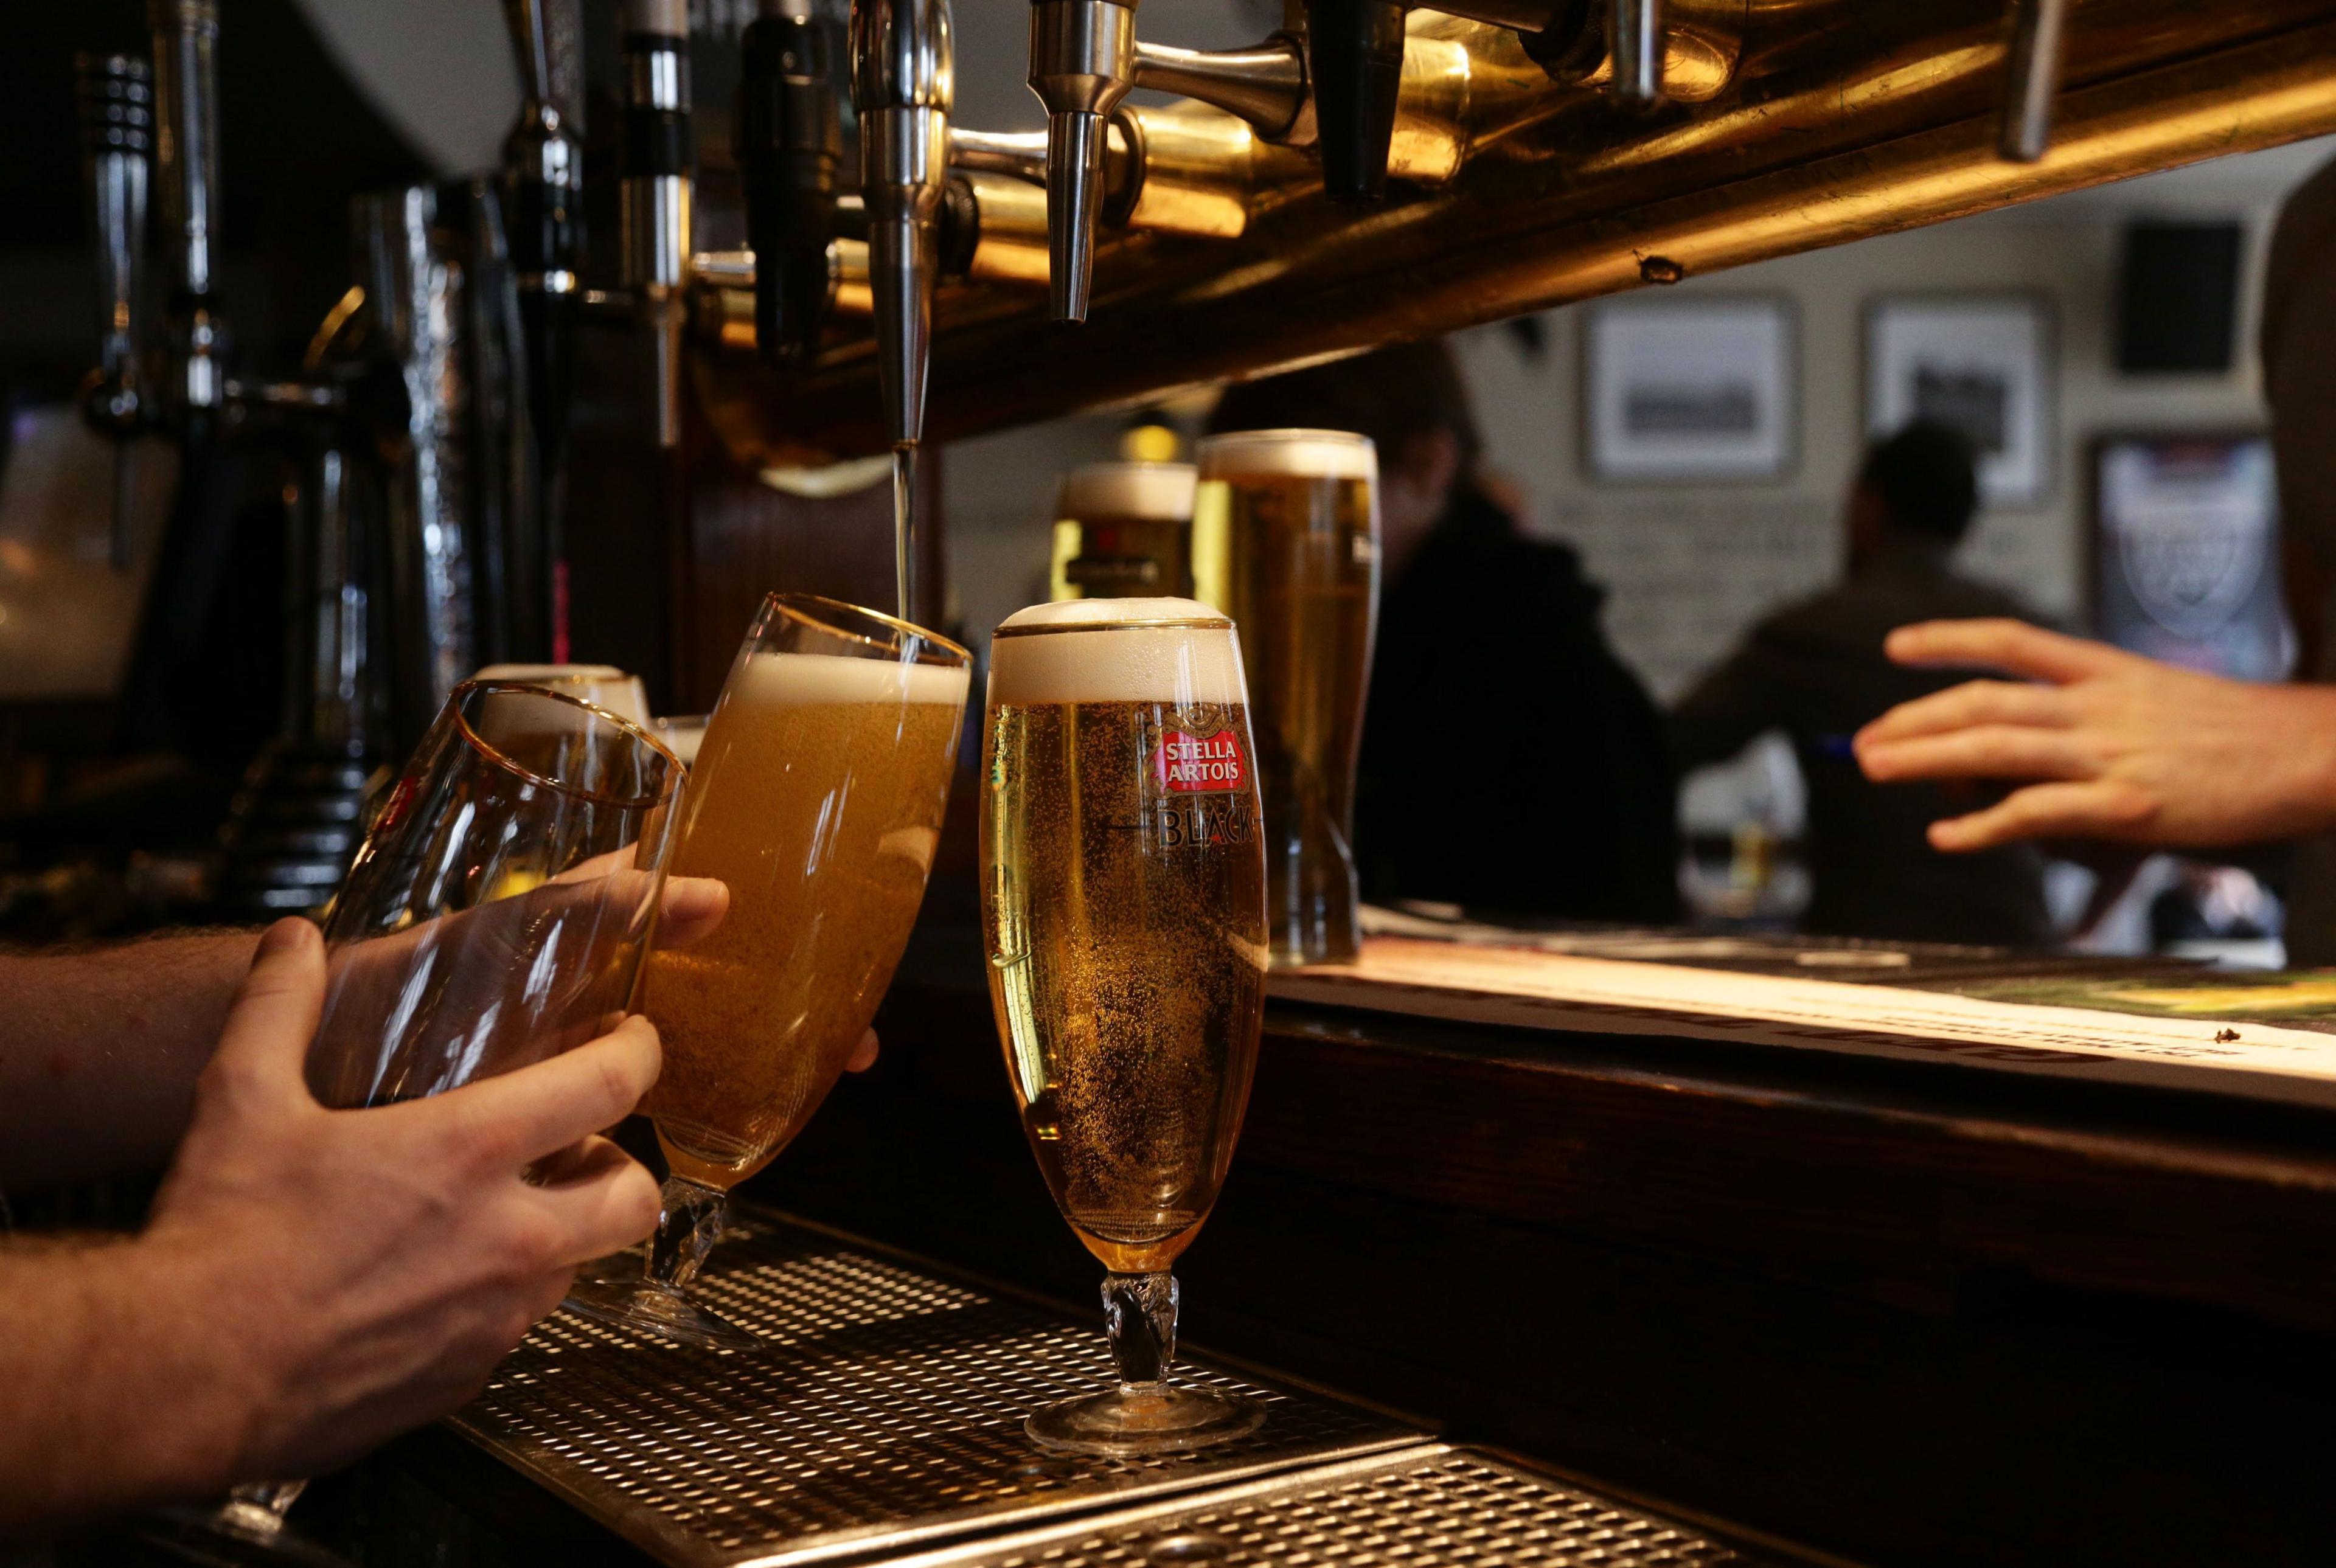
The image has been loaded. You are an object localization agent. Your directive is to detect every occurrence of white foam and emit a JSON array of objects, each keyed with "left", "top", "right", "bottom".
[
  {"left": 724, "top": 650, "right": 970, "bottom": 710},
  {"left": 989, "top": 598, "right": 1248, "bottom": 707},
  {"left": 1195, "top": 428, "right": 1377, "bottom": 482},
  {"left": 1058, "top": 462, "right": 1197, "bottom": 522}
]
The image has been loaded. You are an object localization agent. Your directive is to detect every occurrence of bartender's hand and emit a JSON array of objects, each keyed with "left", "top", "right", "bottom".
[
  {"left": 1855, "top": 619, "right": 2336, "bottom": 851},
  {"left": 143, "top": 918, "right": 665, "bottom": 1489}
]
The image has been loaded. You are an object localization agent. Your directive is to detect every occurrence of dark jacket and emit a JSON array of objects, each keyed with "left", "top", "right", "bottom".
[
  {"left": 1357, "top": 483, "right": 1680, "bottom": 923},
  {"left": 1669, "top": 538, "right": 2052, "bottom": 946}
]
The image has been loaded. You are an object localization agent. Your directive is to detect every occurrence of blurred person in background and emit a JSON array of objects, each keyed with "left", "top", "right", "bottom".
[
  {"left": 1847, "top": 154, "right": 2336, "bottom": 961},
  {"left": 1208, "top": 341, "right": 1679, "bottom": 924},
  {"left": 1670, "top": 421, "right": 2054, "bottom": 946}
]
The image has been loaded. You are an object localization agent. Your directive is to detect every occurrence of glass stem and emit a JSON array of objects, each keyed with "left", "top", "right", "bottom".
[
  {"left": 1101, "top": 1271, "right": 1178, "bottom": 1390},
  {"left": 221, "top": 1478, "right": 306, "bottom": 1533},
  {"left": 646, "top": 1176, "right": 727, "bottom": 1291}
]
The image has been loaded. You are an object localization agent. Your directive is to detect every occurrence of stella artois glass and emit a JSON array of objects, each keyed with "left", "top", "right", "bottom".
[
  {"left": 1192, "top": 428, "right": 1379, "bottom": 966},
  {"left": 981, "top": 597, "right": 1268, "bottom": 1455},
  {"left": 565, "top": 594, "right": 970, "bottom": 1351}
]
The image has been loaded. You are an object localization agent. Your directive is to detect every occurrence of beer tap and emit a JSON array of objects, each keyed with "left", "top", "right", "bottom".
[
  {"left": 850, "top": 0, "right": 951, "bottom": 453},
  {"left": 1026, "top": 1, "right": 1308, "bottom": 321},
  {"left": 739, "top": 0, "right": 843, "bottom": 365},
  {"left": 503, "top": 0, "right": 582, "bottom": 657},
  {"left": 620, "top": 0, "right": 694, "bottom": 448},
  {"left": 1997, "top": 0, "right": 2070, "bottom": 162},
  {"left": 151, "top": 0, "right": 224, "bottom": 416},
  {"left": 77, "top": 52, "right": 153, "bottom": 571}
]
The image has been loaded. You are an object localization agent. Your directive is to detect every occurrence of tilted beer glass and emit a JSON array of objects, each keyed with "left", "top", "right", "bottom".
[
  {"left": 207, "top": 682, "right": 683, "bottom": 1544},
  {"left": 567, "top": 594, "right": 970, "bottom": 1351},
  {"left": 982, "top": 598, "right": 1268, "bottom": 1455},
  {"left": 1192, "top": 429, "right": 1380, "bottom": 966}
]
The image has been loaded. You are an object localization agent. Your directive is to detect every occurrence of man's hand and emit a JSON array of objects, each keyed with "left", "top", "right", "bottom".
[
  {"left": 86, "top": 918, "right": 660, "bottom": 1510},
  {"left": 1855, "top": 619, "right": 2336, "bottom": 852}
]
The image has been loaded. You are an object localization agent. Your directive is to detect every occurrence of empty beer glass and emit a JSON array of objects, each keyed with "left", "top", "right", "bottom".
[
  {"left": 1192, "top": 429, "right": 1379, "bottom": 966},
  {"left": 566, "top": 594, "right": 970, "bottom": 1351},
  {"left": 210, "top": 681, "right": 683, "bottom": 1545},
  {"left": 982, "top": 598, "right": 1268, "bottom": 1455}
]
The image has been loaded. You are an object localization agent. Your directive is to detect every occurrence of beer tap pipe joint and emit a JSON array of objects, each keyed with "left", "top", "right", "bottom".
[
  {"left": 852, "top": 0, "right": 953, "bottom": 445},
  {"left": 1998, "top": 0, "right": 2070, "bottom": 163},
  {"left": 1608, "top": 0, "right": 1665, "bottom": 109},
  {"left": 1027, "top": 0, "right": 1135, "bottom": 322}
]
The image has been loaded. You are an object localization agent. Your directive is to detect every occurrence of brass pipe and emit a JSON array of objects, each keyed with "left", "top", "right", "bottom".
[{"left": 697, "top": 0, "right": 2336, "bottom": 463}]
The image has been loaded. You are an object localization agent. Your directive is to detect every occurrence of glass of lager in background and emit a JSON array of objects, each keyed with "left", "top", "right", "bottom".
[
  {"left": 566, "top": 594, "right": 970, "bottom": 1350},
  {"left": 1192, "top": 429, "right": 1379, "bottom": 966},
  {"left": 982, "top": 598, "right": 1268, "bottom": 1455},
  {"left": 1049, "top": 460, "right": 1198, "bottom": 600}
]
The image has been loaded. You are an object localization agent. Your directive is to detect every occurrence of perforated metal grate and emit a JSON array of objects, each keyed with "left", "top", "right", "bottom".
[
  {"left": 892, "top": 1447, "right": 1778, "bottom": 1568},
  {"left": 451, "top": 1210, "right": 1425, "bottom": 1567}
]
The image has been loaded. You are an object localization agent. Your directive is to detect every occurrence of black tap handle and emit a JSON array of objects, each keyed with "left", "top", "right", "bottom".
[
  {"left": 739, "top": 12, "right": 842, "bottom": 364},
  {"left": 1305, "top": 0, "right": 1406, "bottom": 204}
]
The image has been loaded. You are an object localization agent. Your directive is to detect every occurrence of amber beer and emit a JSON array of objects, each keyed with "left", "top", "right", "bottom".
[
  {"left": 1050, "top": 460, "right": 1198, "bottom": 600},
  {"left": 642, "top": 647, "right": 968, "bottom": 1188},
  {"left": 982, "top": 599, "right": 1268, "bottom": 1274},
  {"left": 1193, "top": 429, "right": 1379, "bottom": 966}
]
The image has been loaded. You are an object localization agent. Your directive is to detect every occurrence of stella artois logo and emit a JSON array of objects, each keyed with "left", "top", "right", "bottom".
[{"left": 1153, "top": 729, "right": 1248, "bottom": 793}]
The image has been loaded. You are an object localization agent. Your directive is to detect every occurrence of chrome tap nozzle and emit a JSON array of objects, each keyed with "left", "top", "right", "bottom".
[
  {"left": 852, "top": 0, "right": 952, "bottom": 443},
  {"left": 1027, "top": 0, "right": 1136, "bottom": 322}
]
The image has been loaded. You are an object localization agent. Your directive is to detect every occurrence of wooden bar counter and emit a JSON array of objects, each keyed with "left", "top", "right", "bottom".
[{"left": 757, "top": 915, "right": 2336, "bottom": 1568}]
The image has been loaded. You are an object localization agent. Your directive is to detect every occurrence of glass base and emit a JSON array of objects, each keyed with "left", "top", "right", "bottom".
[
  {"left": 131, "top": 1503, "right": 346, "bottom": 1566},
  {"left": 561, "top": 1275, "right": 763, "bottom": 1352},
  {"left": 1025, "top": 1383, "right": 1264, "bottom": 1457}
]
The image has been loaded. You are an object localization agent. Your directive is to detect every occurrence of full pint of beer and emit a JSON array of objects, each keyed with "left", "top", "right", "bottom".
[
  {"left": 982, "top": 598, "right": 1267, "bottom": 1275},
  {"left": 1192, "top": 429, "right": 1379, "bottom": 966},
  {"left": 643, "top": 645, "right": 968, "bottom": 1188},
  {"left": 1049, "top": 461, "right": 1199, "bottom": 600}
]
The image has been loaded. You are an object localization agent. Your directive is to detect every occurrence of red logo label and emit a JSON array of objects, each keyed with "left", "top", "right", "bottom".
[{"left": 1153, "top": 729, "right": 1248, "bottom": 794}]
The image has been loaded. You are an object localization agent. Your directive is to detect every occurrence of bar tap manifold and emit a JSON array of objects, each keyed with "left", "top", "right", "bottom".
[
  {"left": 740, "top": 0, "right": 842, "bottom": 365},
  {"left": 852, "top": 0, "right": 952, "bottom": 447}
]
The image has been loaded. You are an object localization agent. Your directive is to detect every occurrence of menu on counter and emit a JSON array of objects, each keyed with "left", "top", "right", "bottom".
[{"left": 1262, "top": 906, "right": 2336, "bottom": 1108}]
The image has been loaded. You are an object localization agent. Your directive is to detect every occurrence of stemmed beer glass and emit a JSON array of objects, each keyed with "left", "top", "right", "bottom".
[
  {"left": 204, "top": 680, "right": 684, "bottom": 1543},
  {"left": 566, "top": 594, "right": 971, "bottom": 1351},
  {"left": 980, "top": 598, "right": 1269, "bottom": 1455}
]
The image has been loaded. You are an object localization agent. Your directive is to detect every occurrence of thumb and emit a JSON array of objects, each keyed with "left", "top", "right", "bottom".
[{"left": 203, "top": 918, "right": 328, "bottom": 1110}]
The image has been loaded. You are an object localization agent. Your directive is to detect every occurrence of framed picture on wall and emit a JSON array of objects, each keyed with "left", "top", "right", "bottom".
[
  {"left": 2089, "top": 432, "right": 2289, "bottom": 682},
  {"left": 1864, "top": 293, "right": 2055, "bottom": 507},
  {"left": 1582, "top": 295, "right": 1797, "bottom": 482}
]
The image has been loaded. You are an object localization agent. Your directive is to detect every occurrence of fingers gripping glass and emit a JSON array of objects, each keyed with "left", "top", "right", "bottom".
[
  {"left": 980, "top": 600, "right": 1269, "bottom": 1455},
  {"left": 565, "top": 595, "right": 971, "bottom": 1352},
  {"left": 201, "top": 682, "right": 683, "bottom": 1544}
]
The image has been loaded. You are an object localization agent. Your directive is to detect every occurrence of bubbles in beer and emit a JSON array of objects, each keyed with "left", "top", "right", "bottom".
[
  {"left": 984, "top": 600, "right": 1268, "bottom": 1274},
  {"left": 644, "top": 648, "right": 968, "bottom": 1188}
]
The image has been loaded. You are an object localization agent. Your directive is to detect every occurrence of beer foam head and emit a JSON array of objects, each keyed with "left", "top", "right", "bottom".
[
  {"left": 726, "top": 651, "right": 971, "bottom": 712},
  {"left": 989, "top": 598, "right": 1248, "bottom": 707},
  {"left": 1058, "top": 462, "right": 1197, "bottom": 522},
  {"left": 1195, "top": 428, "right": 1377, "bottom": 482}
]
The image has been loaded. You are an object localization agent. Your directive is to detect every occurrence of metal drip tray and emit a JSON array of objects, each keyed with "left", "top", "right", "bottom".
[
  {"left": 450, "top": 1210, "right": 1427, "bottom": 1567},
  {"left": 885, "top": 1446, "right": 1788, "bottom": 1568}
]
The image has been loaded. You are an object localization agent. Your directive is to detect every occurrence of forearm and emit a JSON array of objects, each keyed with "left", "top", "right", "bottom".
[
  {"left": 0, "top": 930, "right": 259, "bottom": 1190},
  {"left": 0, "top": 1238, "right": 245, "bottom": 1536}
]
